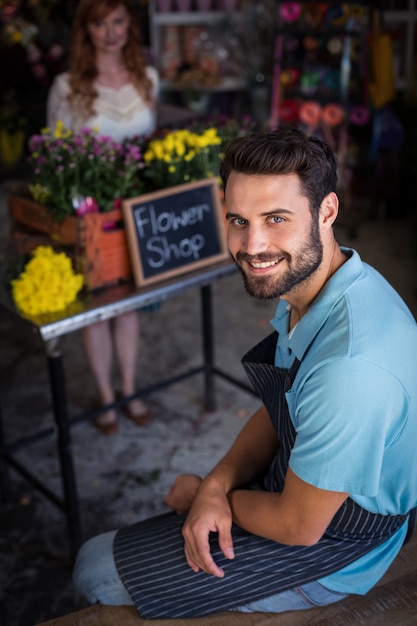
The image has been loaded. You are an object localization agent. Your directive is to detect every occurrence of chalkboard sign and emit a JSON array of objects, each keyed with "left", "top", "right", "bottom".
[{"left": 122, "top": 178, "right": 229, "bottom": 286}]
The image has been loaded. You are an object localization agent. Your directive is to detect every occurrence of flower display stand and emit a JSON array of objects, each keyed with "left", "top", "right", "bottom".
[{"left": 8, "top": 194, "right": 132, "bottom": 291}]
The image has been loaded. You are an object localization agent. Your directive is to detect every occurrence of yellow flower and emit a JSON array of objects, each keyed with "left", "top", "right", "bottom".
[
  {"left": 11, "top": 246, "right": 84, "bottom": 316},
  {"left": 140, "top": 118, "right": 256, "bottom": 189},
  {"left": 52, "top": 120, "right": 72, "bottom": 140},
  {"left": 28, "top": 183, "right": 50, "bottom": 204}
]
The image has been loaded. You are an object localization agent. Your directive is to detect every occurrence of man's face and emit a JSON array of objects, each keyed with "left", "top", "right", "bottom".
[{"left": 225, "top": 172, "right": 323, "bottom": 300}]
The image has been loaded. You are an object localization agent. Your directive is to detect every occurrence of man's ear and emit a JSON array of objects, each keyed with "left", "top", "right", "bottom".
[{"left": 320, "top": 192, "right": 339, "bottom": 228}]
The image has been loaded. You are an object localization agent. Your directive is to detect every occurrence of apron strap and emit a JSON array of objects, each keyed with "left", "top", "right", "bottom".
[{"left": 404, "top": 507, "right": 417, "bottom": 544}]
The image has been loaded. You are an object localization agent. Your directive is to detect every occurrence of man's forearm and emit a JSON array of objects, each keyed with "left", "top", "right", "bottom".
[{"left": 202, "top": 405, "right": 279, "bottom": 495}]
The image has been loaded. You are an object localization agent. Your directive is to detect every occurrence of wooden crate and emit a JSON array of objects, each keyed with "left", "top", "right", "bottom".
[{"left": 8, "top": 194, "right": 132, "bottom": 291}]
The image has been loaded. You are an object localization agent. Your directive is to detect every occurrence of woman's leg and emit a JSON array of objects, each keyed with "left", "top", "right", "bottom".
[
  {"left": 81, "top": 321, "right": 117, "bottom": 429},
  {"left": 113, "top": 312, "right": 150, "bottom": 423},
  {"left": 73, "top": 531, "right": 133, "bottom": 605}
]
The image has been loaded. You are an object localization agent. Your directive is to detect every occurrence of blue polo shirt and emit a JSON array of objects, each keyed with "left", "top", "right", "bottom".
[{"left": 270, "top": 248, "right": 417, "bottom": 594}]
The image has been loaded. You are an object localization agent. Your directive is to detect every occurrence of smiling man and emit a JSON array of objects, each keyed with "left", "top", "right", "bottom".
[{"left": 73, "top": 126, "right": 417, "bottom": 619}]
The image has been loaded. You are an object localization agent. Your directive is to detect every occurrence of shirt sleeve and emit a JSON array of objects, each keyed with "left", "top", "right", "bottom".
[
  {"left": 46, "top": 73, "right": 74, "bottom": 130},
  {"left": 288, "top": 357, "right": 409, "bottom": 496}
]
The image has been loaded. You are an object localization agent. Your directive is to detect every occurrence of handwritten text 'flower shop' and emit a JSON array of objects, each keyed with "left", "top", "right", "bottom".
[{"left": 133, "top": 201, "right": 212, "bottom": 269}]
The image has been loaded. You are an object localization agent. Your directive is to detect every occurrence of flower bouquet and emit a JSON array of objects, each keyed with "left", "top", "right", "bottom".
[
  {"left": 26, "top": 115, "right": 256, "bottom": 221},
  {"left": 27, "top": 120, "right": 146, "bottom": 221},
  {"left": 8, "top": 114, "right": 256, "bottom": 298},
  {"left": 11, "top": 245, "right": 84, "bottom": 316},
  {"left": 140, "top": 114, "right": 256, "bottom": 192}
]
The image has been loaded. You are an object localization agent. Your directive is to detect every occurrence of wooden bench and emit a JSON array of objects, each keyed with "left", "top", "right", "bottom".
[{"left": 38, "top": 531, "right": 417, "bottom": 626}]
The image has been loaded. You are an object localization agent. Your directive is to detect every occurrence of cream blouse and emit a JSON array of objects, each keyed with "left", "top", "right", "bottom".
[{"left": 46, "top": 66, "right": 159, "bottom": 142}]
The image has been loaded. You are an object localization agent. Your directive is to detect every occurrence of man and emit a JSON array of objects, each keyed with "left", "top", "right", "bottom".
[{"left": 73, "top": 126, "right": 417, "bottom": 618}]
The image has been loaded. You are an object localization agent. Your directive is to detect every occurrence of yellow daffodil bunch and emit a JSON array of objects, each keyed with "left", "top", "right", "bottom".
[
  {"left": 11, "top": 246, "right": 84, "bottom": 316},
  {"left": 142, "top": 127, "right": 223, "bottom": 189}
]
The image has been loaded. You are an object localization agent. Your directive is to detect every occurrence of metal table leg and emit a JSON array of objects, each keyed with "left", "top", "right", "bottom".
[
  {"left": 201, "top": 284, "right": 215, "bottom": 411},
  {"left": 46, "top": 338, "right": 82, "bottom": 560},
  {"left": 0, "top": 396, "right": 11, "bottom": 504}
]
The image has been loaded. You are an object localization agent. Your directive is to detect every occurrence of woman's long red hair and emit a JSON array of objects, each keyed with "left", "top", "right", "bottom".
[{"left": 68, "top": 0, "right": 154, "bottom": 120}]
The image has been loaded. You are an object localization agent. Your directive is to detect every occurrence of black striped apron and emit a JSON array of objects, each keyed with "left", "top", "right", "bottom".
[{"left": 113, "top": 331, "right": 408, "bottom": 618}]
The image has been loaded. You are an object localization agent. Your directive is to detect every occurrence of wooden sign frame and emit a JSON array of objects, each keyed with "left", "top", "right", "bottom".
[{"left": 122, "top": 178, "right": 228, "bottom": 287}]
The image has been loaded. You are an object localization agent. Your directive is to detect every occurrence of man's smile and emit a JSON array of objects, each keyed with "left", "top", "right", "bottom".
[{"left": 249, "top": 259, "right": 281, "bottom": 269}]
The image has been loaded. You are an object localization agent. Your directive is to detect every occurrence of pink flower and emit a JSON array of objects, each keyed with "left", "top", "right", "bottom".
[{"left": 73, "top": 196, "right": 99, "bottom": 216}]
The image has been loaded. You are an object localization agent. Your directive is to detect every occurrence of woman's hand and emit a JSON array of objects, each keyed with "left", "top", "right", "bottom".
[{"left": 164, "top": 474, "right": 202, "bottom": 514}]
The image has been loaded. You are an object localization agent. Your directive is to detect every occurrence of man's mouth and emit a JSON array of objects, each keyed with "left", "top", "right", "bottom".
[{"left": 249, "top": 259, "right": 280, "bottom": 269}]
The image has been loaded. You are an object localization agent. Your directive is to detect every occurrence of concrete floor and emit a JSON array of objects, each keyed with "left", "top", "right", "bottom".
[{"left": 0, "top": 178, "right": 416, "bottom": 626}]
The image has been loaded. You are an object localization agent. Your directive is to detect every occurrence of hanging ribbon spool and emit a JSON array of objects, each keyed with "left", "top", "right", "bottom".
[
  {"left": 304, "top": 3, "right": 328, "bottom": 28},
  {"left": 327, "top": 37, "right": 343, "bottom": 55},
  {"left": 300, "top": 70, "right": 320, "bottom": 94},
  {"left": 280, "top": 69, "right": 294, "bottom": 87},
  {"left": 279, "top": 99, "right": 300, "bottom": 123},
  {"left": 280, "top": 66, "right": 301, "bottom": 87},
  {"left": 322, "top": 103, "right": 345, "bottom": 127},
  {"left": 349, "top": 105, "right": 370, "bottom": 126},
  {"left": 303, "top": 36, "right": 319, "bottom": 51},
  {"left": 324, "top": 69, "right": 340, "bottom": 91},
  {"left": 279, "top": 2, "right": 302, "bottom": 22},
  {"left": 299, "top": 100, "right": 321, "bottom": 126},
  {"left": 326, "top": 3, "right": 350, "bottom": 26}
]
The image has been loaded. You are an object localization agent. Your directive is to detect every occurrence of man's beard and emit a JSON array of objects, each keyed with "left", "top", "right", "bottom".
[{"left": 232, "top": 219, "right": 323, "bottom": 300}]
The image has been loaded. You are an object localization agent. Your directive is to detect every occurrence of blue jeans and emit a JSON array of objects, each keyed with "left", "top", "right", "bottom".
[{"left": 73, "top": 530, "right": 348, "bottom": 613}]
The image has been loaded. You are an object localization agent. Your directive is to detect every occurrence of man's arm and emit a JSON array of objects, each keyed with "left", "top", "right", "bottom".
[
  {"left": 229, "top": 469, "right": 348, "bottom": 546},
  {"left": 165, "top": 403, "right": 278, "bottom": 514},
  {"left": 205, "top": 404, "right": 280, "bottom": 492},
  {"left": 180, "top": 405, "right": 279, "bottom": 577},
  {"left": 181, "top": 405, "right": 348, "bottom": 577}
]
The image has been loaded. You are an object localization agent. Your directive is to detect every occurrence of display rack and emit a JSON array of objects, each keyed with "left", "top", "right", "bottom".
[
  {"left": 148, "top": 0, "right": 244, "bottom": 95},
  {"left": 270, "top": 3, "right": 371, "bottom": 125},
  {"left": 269, "top": 2, "right": 373, "bottom": 234},
  {"left": 380, "top": 0, "right": 417, "bottom": 90}
]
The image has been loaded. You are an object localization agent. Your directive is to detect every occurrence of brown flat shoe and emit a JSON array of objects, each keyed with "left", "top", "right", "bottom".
[
  {"left": 91, "top": 416, "right": 119, "bottom": 435},
  {"left": 123, "top": 405, "right": 152, "bottom": 426}
]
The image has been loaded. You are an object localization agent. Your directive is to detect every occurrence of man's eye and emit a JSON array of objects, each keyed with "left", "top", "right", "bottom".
[
  {"left": 230, "top": 218, "right": 246, "bottom": 226},
  {"left": 270, "top": 216, "right": 284, "bottom": 223}
]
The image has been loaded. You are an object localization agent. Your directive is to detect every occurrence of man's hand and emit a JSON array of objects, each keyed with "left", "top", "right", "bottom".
[
  {"left": 164, "top": 474, "right": 202, "bottom": 514},
  {"left": 181, "top": 482, "right": 235, "bottom": 578},
  {"left": 164, "top": 408, "right": 278, "bottom": 578}
]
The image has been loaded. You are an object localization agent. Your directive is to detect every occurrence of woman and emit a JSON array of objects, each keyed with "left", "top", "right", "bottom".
[{"left": 47, "top": 0, "right": 159, "bottom": 434}]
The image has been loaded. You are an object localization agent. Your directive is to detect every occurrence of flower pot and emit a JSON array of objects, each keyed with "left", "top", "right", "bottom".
[{"left": 8, "top": 194, "right": 132, "bottom": 291}]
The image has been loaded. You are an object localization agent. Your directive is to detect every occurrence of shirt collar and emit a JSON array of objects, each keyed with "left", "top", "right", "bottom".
[{"left": 271, "top": 247, "right": 363, "bottom": 360}]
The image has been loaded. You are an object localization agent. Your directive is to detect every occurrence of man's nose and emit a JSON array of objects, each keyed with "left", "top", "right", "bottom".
[{"left": 244, "top": 227, "right": 268, "bottom": 256}]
